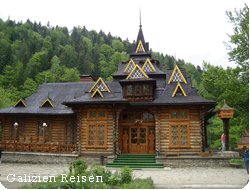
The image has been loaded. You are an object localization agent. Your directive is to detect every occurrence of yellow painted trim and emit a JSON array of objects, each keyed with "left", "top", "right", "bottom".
[
  {"left": 123, "top": 59, "right": 136, "bottom": 73},
  {"left": 13, "top": 99, "right": 27, "bottom": 107},
  {"left": 91, "top": 88, "right": 104, "bottom": 98},
  {"left": 135, "top": 40, "right": 145, "bottom": 53},
  {"left": 126, "top": 64, "right": 149, "bottom": 79},
  {"left": 142, "top": 58, "right": 156, "bottom": 72},
  {"left": 168, "top": 65, "right": 187, "bottom": 84},
  {"left": 172, "top": 82, "right": 187, "bottom": 97},
  {"left": 88, "top": 77, "right": 111, "bottom": 93},
  {"left": 39, "top": 98, "right": 54, "bottom": 108}
]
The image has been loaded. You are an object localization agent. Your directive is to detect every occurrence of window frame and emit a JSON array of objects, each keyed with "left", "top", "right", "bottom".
[
  {"left": 141, "top": 112, "right": 155, "bottom": 123},
  {"left": 120, "top": 112, "right": 136, "bottom": 123},
  {"left": 169, "top": 109, "right": 189, "bottom": 121},
  {"left": 87, "top": 108, "right": 107, "bottom": 121},
  {"left": 86, "top": 122, "right": 107, "bottom": 149},
  {"left": 169, "top": 122, "right": 190, "bottom": 149}
]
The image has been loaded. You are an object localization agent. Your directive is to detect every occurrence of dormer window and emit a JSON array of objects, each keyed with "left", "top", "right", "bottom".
[
  {"left": 127, "top": 85, "right": 132, "bottom": 95},
  {"left": 143, "top": 85, "right": 149, "bottom": 95},
  {"left": 135, "top": 85, "right": 141, "bottom": 95},
  {"left": 123, "top": 84, "right": 153, "bottom": 102}
]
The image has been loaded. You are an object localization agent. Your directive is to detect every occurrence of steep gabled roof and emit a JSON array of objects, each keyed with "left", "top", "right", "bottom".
[
  {"left": 172, "top": 82, "right": 187, "bottom": 97},
  {"left": 123, "top": 59, "right": 136, "bottom": 73},
  {"left": 142, "top": 58, "right": 156, "bottom": 72},
  {"left": 91, "top": 89, "right": 104, "bottom": 98},
  {"left": 89, "top": 77, "right": 111, "bottom": 93},
  {"left": 40, "top": 98, "right": 54, "bottom": 108},
  {"left": 168, "top": 65, "right": 187, "bottom": 84},
  {"left": 135, "top": 40, "right": 146, "bottom": 53},
  {"left": 13, "top": 99, "right": 27, "bottom": 107},
  {"left": 126, "top": 65, "right": 149, "bottom": 79}
]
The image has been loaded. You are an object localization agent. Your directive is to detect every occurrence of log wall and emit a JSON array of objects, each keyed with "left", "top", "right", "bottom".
[
  {"left": 79, "top": 104, "right": 114, "bottom": 155},
  {"left": 0, "top": 115, "right": 77, "bottom": 144},
  {"left": 158, "top": 106, "right": 203, "bottom": 155}
]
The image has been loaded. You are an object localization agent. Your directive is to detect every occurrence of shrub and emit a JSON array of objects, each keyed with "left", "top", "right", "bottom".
[
  {"left": 69, "top": 159, "right": 88, "bottom": 176},
  {"left": 120, "top": 166, "right": 133, "bottom": 184},
  {"left": 230, "top": 158, "right": 244, "bottom": 164}
]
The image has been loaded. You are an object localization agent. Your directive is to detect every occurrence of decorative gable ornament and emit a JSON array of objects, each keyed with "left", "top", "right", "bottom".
[
  {"left": 135, "top": 40, "right": 145, "bottom": 53},
  {"left": 91, "top": 89, "right": 104, "bottom": 98},
  {"left": 89, "top": 77, "right": 111, "bottom": 93},
  {"left": 142, "top": 58, "right": 156, "bottom": 72},
  {"left": 123, "top": 59, "right": 136, "bottom": 73},
  {"left": 126, "top": 65, "right": 149, "bottom": 79},
  {"left": 40, "top": 98, "right": 54, "bottom": 108},
  {"left": 168, "top": 65, "right": 187, "bottom": 84},
  {"left": 13, "top": 99, "right": 27, "bottom": 107},
  {"left": 172, "top": 82, "right": 187, "bottom": 97}
]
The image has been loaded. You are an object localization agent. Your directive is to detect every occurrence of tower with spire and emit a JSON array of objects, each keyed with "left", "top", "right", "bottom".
[{"left": 131, "top": 10, "right": 151, "bottom": 59}]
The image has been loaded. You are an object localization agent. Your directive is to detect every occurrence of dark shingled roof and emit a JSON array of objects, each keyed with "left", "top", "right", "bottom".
[{"left": 0, "top": 26, "right": 217, "bottom": 115}]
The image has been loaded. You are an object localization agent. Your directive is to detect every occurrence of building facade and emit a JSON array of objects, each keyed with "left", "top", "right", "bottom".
[{"left": 0, "top": 25, "right": 217, "bottom": 157}]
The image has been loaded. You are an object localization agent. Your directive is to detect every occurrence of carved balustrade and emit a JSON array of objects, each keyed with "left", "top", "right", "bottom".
[{"left": 0, "top": 142, "right": 77, "bottom": 154}]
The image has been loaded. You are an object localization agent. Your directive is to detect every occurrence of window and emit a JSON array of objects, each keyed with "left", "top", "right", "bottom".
[
  {"left": 86, "top": 122, "right": 107, "bottom": 148},
  {"left": 135, "top": 85, "right": 141, "bottom": 95},
  {"left": 66, "top": 121, "right": 77, "bottom": 145},
  {"left": 169, "top": 123, "right": 190, "bottom": 148},
  {"left": 87, "top": 108, "right": 107, "bottom": 120},
  {"left": 169, "top": 110, "right": 189, "bottom": 120},
  {"left": 143, "top": 85, "right": 149, "bottom": 95},
  {"left": 127, "top": 85, "right": 132, "bottom": 95},
  {"left": 87, "top": 108, "right": 107, "bottom": 148},
  {"left": 142, "top": 112, "right": 154, "bottom": 122},
  {"left": 121, "top": 112, "right": 135, "bottom": 122}
]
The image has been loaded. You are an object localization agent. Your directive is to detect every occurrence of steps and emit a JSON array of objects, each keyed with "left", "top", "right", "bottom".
[{"left": 106, "top": 154, "right": 164, "bottom": 169}]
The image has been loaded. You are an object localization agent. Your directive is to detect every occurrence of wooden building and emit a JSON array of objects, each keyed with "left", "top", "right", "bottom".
[{"left": 0, "top": 25, "right": 217, "bottom": 157}]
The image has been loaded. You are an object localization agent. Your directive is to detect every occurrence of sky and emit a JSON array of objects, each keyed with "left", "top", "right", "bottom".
[{"left": 0, "top": 0, "right": 247, "bottom": 69}]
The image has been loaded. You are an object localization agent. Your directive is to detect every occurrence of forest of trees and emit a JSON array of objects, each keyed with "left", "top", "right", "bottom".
[{"left": 0, "top": 4, "right": 248, "bottom": 147}]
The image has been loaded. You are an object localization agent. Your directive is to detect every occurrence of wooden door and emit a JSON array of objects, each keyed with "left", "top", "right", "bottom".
[{"left": 130, "top": 126, "right": 147, "bottom": 154}]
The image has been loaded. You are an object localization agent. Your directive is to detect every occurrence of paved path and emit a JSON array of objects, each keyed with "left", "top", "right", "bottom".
[{"left": 0, "top": 163, "right": 249, "bottom": 189}]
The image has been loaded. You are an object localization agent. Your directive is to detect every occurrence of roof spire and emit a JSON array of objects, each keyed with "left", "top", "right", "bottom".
[
  {"left": 139, "top": 7, "right": 142, "bottom": 28},
  {"left": 48, "top": 92, "right": 50, "bottom": 99}
]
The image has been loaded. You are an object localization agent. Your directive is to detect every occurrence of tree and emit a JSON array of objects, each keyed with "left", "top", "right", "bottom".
[
  {"left": 224, "top": 4, "right": 249, "bottom": 71},
  {"left": 21, "top": 78, "right": 38, "bottom": 98}
]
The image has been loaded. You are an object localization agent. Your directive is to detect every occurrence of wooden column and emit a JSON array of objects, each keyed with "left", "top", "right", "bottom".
[
  {"left": 14, "top": 126, "right": 18, "bottom": 143},
  {"left": 204, "top": 119, "right": 208, "bottom": 147},
  {"left": 115, "top": 108, "right": 123, "bottom": 155},
  {"left": 223, "top": 118, "right": 230, "bottom": 151},
  {"left": 217, "top": 100, "right": 236, "bottom": 152}
]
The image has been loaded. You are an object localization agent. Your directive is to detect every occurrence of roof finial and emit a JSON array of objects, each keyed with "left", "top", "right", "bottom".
[
  {"left": 48, "top": 92, "right": 50, "bottom": 99},
  {"left": 139, "top": 6, "right": 142, "bottom": 28},
  {"left": 224, "top": 99, "right": 226, "bottom": 104}
]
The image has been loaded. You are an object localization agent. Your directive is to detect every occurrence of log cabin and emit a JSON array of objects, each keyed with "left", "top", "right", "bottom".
[{"left": 0, "top": 24, "right": 217, "bottom": 158}]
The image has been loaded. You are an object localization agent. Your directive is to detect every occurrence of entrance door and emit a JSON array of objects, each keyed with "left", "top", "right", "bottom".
[{"left": 130, "top": 126, "right": 147, "bottom": 154}]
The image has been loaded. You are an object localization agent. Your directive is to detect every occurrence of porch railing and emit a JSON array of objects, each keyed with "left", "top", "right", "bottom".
[{"left": 0, "top": 142, "right": 77, "bottom": 154}]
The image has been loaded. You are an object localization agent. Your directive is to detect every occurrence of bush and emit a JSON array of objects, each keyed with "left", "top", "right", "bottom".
[
  {"left": 230, "top": 158, "right": 244, "bottom": 164},
  {"left": 120, "top": 166, "right": 133, "bottom": 184},
  {"left": 19, "top": 161, "right": 153, "bottom": 189},
  {"left": 69, "top": 159, "right": 88, "bottom": 176}
]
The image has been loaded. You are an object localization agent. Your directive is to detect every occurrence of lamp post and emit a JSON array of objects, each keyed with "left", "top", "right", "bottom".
[
  {"left": 217, "top": 100, "right": 236, "bottom": 151},
  {"left": 14, "top": 122, "right": 18, "bottom": 143},
  {"left": 42, "top": 122, "right": 47, "bottom": 144}
]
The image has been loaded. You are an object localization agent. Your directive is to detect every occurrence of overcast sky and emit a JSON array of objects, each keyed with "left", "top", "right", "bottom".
[{"left": 0, "top": 0, "right": 247, "bottom": 69}]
